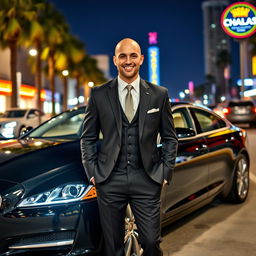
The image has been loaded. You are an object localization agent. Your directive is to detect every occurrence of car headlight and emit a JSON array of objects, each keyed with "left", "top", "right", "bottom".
[
  {"left": 4, "top": 121, "right": 17, "bottom": 128},
  {"left": 17, "top": 183, "right": 96, "bottom": 208}
]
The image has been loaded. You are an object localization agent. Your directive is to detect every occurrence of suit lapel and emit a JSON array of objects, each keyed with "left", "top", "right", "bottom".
[
  {"left": 107, "top": 78, "right": 122, "bottom": 139},
  {"left": 139, "top": 79, "right": 151, "bottom": 141}
]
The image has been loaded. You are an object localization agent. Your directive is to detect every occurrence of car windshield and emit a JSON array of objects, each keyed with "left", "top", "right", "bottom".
[
  {"left": 2, "top": 110, "right": 27, "bottom": 118},
  {"left": 28, "top": 108, "right": 85, "bottom": 139},
  {"left": 229, "top": 101, "right": 254, "bottom": 107}
]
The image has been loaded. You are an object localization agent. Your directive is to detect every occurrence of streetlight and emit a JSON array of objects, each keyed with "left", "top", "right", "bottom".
[
  {"left": 29, "top": 49, "right": 37, "bottom": 57},
  {"left": 62, "top": 70, "right": 69, "bottom": 111},
  {"left": 88, "top": 81, "right": 94, "bottom": 88}
]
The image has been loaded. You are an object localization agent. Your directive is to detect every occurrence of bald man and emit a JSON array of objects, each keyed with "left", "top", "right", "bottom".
[{"left": 81, "top": 38, "right": 178, "bottom": 256}]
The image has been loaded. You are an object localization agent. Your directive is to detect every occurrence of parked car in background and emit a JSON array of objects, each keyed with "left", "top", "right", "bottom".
[
  {"left": 0, "top": 103, "right": 250, "bottom": 256},
  {"left": 0, "top": 108, "right": 49, "bottom": 139},
  {"left": 214, "top": 100, "right": 256, "bottom": 127}
]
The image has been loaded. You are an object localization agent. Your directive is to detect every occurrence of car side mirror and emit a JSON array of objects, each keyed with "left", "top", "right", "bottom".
[{"left": 175, "top": 127, "right": 196, "bottom": 138}]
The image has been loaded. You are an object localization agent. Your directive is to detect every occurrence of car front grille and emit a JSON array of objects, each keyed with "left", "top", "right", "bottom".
[{"left": 8, "top": 231, "right": 75, "bottom": 250}]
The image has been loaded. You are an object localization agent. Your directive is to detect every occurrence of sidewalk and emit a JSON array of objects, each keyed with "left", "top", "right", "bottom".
[{"left": 164, "top": 175, "right": 256, "bottom": 256}]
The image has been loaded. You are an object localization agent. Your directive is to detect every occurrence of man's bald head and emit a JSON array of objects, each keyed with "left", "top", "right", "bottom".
[
  {"left": 113, "top": 38, "right": 144, "bottom": 83},
  {"left": 115, "top": 38, "right": 142, "bottom": 56}
]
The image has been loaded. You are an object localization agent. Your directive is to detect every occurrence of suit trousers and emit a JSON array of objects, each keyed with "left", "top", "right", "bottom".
[{"left": 95, "top": 165, "right": 163, "bottom": 256}]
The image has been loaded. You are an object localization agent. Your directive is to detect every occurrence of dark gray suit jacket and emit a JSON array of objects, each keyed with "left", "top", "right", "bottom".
[{"left": 80, "top": 78, "right": 178, "bottom": 184}]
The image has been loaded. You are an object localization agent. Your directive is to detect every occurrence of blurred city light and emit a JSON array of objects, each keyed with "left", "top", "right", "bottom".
[
  {"left": 88, "top": 81, "right": 94, "bottom": 87},
  {"left": 237, "top": 78, "right": 254, "bottom": 86},
  {"left": 29, "top": 49, "right": 37, "bottom": 56},
  {"left": 179, "top": 91, "right": 185, "bottom": 99},
  {"left": 220, "top": 96, "right": 226, "bottom": 102},
  {"left": 78, "top": 96, "right": 84, "bottom": 103},
  {"left": 68, "top": 98, "right": 78, "bottom": 105},
  {"left": 184, "top": 89, "right": 190, "bottom": 94},
  {"left": 62, "top": 70, "right": 69, "bottom": 76}
]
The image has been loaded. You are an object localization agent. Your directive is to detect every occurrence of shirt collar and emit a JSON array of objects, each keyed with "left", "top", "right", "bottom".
[{"left": 118, "top": 75, "right": 140, "bottom": 93}]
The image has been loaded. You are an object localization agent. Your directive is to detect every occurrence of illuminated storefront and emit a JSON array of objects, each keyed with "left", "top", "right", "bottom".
[{"left": 0, "top": 79, "right": 60, "bottom": 113}]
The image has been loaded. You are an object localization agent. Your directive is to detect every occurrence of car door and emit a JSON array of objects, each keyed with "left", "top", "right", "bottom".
[
  {"left": 190, "top": 107, "right": 236, "bottom": 197},
  {"left": 162, "top": 106, "right": 209, "bottom": 222},
  {"left": 27, "top": 109, "right": 40, "bottom": 127}
]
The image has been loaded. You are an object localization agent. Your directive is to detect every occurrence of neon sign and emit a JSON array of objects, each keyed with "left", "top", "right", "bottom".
[
  {"left": 221, "top": 2, "right": 256, "bottom": 38},
  {"left": 148, "top": 46, "right": 160, "bottom": 85},
  {"left": 148, "top": 32, "right": 158, "bottom": 45}
]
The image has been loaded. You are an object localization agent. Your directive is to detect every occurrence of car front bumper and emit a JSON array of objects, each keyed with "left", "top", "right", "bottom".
[{"left": 0, "top": 200, "right": 102, "bottom": 256}]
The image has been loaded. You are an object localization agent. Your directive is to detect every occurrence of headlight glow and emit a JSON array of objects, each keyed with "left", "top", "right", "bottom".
[
  {"left": 4, "top": 122, "right": 17, "bottom": 128},
  {"left": 1, "top": 122, "right": 17, "bottom": 138},
  {"left": 17, "top": 183, "right": 96, "bottom": 207}
]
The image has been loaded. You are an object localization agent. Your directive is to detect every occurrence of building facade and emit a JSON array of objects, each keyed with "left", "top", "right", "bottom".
[{"left": 202, "top": 0, "right": 231, "bottom": 102}]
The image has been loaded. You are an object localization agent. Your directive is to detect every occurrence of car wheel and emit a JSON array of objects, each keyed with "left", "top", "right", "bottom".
[
  {"left": 19, "top": 126, "right": 27, "bottom": 136},
  {"left": 224, "top": 154, "right": 249, "bottom": 203},
  {"left": 124, "top": 204, "right": 143, "bottom": 256}
]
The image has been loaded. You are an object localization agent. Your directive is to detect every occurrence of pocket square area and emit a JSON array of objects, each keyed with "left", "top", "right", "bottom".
[{"left": 147, "top": 108, "right": 159, "bottom": 114}]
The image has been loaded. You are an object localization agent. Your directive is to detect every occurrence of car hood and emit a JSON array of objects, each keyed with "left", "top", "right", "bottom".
[
  {"left": 0, "top": 138, "right": 62, "bottom": 163},
  {"left": 0, "top": 117, "right": 22, "bottom": 123},
  {"left": 0, "top": 138, "right": 85, "bottom": 186}
]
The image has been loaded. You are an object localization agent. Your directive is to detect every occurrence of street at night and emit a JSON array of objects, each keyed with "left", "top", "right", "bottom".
[{"left": 1, "top": 0, "right": 256, "bottom": 256}]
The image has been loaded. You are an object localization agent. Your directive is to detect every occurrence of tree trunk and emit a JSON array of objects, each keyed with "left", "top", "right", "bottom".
[
  {"left": 35, "top": 41, "right": 42, "bottom": 123},
  {"left": 48, "top": 51, "right": 56, "bottom": 116},
  {"left": 9, "top": 41, "right": 18, "bottom": 108}
]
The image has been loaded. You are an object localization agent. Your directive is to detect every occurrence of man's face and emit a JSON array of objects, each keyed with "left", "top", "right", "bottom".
[{"left": 113, "top": 41, "right": 144, "bottom": 83}]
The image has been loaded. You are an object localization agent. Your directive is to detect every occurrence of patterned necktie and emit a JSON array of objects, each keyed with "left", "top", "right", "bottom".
[{"left": 125, "top": 84, "right": 134, "bottom": 122}]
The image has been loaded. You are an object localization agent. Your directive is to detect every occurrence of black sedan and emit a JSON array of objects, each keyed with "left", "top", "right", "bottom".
[{"left": 0, "top": 103, "right": 250, "bottom": 256}]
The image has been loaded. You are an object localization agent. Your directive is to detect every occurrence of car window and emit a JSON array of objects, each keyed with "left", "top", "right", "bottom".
[
  {"left": 172, "top": 108, "right": 193, "bottom": 129},
  {"left": 2, "top": 110, "right": 26, "bottom": 118},
  {"left": 28, "top": 109, "right": 86, "bottom": 139},
  {"left": 192, "top": 108, "right": 226, "bottom": 133}
]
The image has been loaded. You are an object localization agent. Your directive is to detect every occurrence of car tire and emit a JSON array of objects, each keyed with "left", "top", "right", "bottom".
[
  {"left": 124, "top": 204, "right": 143, "bottom": 256},
  {"left": 19, "top": 126, "right": 27, "bottom": 136},
  {"left": 223, "top": 154, "right": 249, "bottom": 204}
]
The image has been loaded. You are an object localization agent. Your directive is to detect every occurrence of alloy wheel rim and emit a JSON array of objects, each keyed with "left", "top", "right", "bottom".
[
  {"left": 124, "top": 204, "right": 143, "bottom": 256},
  {"left": 236, "top": 157, "right": 249, "bottom": 199}
]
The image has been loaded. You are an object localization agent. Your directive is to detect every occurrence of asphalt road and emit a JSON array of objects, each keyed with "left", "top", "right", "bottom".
[{"left": 162, "top": 127, "right": 256, "bottom": 256}]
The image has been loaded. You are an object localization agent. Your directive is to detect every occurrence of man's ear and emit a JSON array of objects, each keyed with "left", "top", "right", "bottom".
[
  {"left": 140, "top": 54, "right": 144, "bottom": 65},
  {"left": 113, "top": 56, "right": 117, "bottom": 66}
]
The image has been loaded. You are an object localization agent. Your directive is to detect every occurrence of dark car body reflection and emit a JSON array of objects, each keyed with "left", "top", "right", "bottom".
[{"left": 0, "top": 103, "right": 250, "bottom": 256}]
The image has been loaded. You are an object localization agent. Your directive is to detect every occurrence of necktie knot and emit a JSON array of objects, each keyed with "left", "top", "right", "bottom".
[
  {"left": 125, "top": 84, "right": 134, "bottom": 122},
  {"left": 126, "top": 84, "right": 133, "bottom": 92}
]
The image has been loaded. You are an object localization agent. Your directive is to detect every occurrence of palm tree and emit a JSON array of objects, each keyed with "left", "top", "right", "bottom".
[
  {"left": 0, "top": 0, "right": 35, "bottom": 107},
  {"left": 40, "top": 3, "right": 70, "bottom": 116},
  {"left": 70, "top": 56, "right": 106, "bottom": 105},
  {"left": 52, "top": 34, "right": 85, "bottom": 110},
  {"left": 22, "top": 0, "right": 46, "bottom": 122}
]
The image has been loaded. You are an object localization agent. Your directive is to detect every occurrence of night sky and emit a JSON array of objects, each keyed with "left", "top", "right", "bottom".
[{"left": 48, "top": 0, "right": 240, "bottom": 99}]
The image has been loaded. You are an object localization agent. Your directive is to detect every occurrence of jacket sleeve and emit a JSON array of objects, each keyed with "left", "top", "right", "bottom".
[
  {"left": 80, "top": 89, "right": 100, "bottom": 181},
  {"left": 160, "top": 90, "right": 178, "bottom": 183}
]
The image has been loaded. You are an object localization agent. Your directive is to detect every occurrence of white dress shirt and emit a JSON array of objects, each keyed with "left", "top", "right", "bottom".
[{"left": 118, "top": 75, "right": 140, "bottom": 114}]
